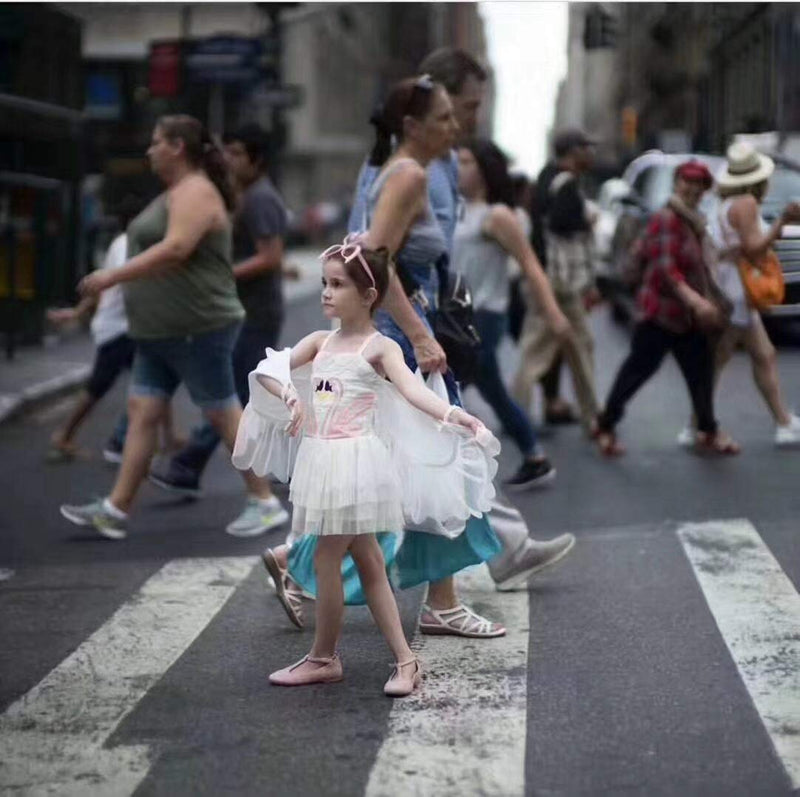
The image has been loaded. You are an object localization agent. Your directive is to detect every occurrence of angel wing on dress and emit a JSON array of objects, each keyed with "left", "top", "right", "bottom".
[
  {"left": 231, "top": 347, "right": 312, "bottom": 482},
  {"left": 374, "top": 370, "right": 500, "bottom": 538}
]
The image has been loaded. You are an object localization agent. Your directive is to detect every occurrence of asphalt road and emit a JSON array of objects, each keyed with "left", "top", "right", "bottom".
[{"left": 2, "top": 297, "right": 800, "bottom": 796}]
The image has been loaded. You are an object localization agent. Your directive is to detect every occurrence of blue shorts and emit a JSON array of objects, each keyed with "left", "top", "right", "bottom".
[{"left": 130, "top": 322, "right": 241, "bottom": 411}]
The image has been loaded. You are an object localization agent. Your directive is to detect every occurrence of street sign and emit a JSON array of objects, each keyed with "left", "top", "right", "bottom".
[{"left": 184, "top": 36, "right": 263, "bottom": 84}]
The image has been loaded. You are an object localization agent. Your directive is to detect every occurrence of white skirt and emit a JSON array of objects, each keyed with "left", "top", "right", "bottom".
[{"left": 289, "top": 434, "right": 405, "bottom": 536}]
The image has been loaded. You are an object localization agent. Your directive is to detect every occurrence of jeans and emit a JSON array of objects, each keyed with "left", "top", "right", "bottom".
[
  {"left": 473, "top": 311, "right": 537, "bottom": 458},
  {"left": 597, "top": 320, "right": 718, "bottom": 435},
  {"left": 170, "top": 321, "right": 281, "bottom": 479}
]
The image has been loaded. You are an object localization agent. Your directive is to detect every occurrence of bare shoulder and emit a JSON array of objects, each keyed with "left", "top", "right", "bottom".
[
  {"left": 728, "top": 194, "right": 760, "bottom": 227},
  {"left": 375, "top": 334, "right": 403, "bottom": 358},
  {"left": 384, "top": 161, "right": 427, "bottom": 197},
  {"left": 488, "top": 203, "right": 517, "bottom": 228}
]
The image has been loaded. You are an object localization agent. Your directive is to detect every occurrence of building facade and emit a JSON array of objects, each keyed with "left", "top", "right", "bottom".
[{"left": 555, "top": 3, "right": 800, "bottom": 170}]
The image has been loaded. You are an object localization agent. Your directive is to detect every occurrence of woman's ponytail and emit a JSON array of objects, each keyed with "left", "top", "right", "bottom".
[{"left": 368, "top": 105, "right": 392, "bottom": 167}]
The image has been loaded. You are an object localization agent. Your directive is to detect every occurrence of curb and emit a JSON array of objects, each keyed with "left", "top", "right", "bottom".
[{"left": 0, "top": 275, "right": 322, "bottom": 428}]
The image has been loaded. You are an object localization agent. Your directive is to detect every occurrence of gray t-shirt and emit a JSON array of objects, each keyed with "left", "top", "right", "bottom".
[{"left": 234, "top": 176, "right": 287, "bottom": 326}]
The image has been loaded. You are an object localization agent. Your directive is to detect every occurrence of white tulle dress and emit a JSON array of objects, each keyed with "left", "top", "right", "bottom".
[{"left": 232, "top": 331, "right": 500, "bottom": 539}]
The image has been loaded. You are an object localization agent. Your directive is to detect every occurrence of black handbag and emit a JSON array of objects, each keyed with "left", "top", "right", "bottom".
[{"left": 433, "top": 270, "right": 482, "bottom": 385}]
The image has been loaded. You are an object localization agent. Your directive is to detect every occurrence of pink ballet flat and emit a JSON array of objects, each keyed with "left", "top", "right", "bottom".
[
  {"left": 269, "top": 653, "right": 343, "bottom": 687},
  {"left": 384, "top": 657, "right": 422, "bottom": 697}
]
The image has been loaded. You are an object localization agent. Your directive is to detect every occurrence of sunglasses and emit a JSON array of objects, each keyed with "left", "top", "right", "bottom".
[{"left": 319, "top": 234, "right": 376, "bottom": 288}]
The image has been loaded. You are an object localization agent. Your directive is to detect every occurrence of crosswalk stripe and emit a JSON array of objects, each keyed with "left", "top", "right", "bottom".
[
  {"left": 0, "top": 556, "right": 257, "bottom": 796},
  {"left": 677, "top": 519, "right": 800, "bottom": 789},
  {"left": 365, "top": 567, "right": 529, "bottom": 797}
]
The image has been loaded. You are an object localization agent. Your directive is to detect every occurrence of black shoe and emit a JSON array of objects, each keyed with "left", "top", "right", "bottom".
[
  {"left": 148, "top": 466, "right": 202, "bottom": 498},
  {"left": 504, "top": 458, "right": 556, "bottom": 492}
]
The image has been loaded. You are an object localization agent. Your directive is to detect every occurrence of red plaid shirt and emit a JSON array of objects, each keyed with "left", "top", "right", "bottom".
[{"left": 636, "top": 206, "right": 708, "bottom": 333}]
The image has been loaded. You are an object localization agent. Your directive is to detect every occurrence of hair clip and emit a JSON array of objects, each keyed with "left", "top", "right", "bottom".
[
  {"left": 415, "top": 73, "right": 434, "bottom": 90},
  {"left": 319, "top": 233, "right": 376, "bottom": 288}
]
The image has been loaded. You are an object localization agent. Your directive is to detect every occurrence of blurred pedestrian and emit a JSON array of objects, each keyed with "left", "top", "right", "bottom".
[
  {"left": 507, "top": 173, "right": 533, "bottom": 342},
  {"left": 678, "top": 142, "right": 800, "bottom": 449},
  {"left": 266, "top": 74, "right": 508, "bottom": 636},
  {"left": 454, "top": 139, "right": 569, "bottom": 489},
  {"left": 593, "top": 160, "right": 739, "bottom": 456},
  {"left": 59, "top": 115, "right": 281, "bottom": 540},
  {"left": 45, "top": 196, "right": 181, "bottom": 464},
  {"left": 148, "top": 123, "right": 292, "bottom": 535},
  {"left": 513, "top": 128, "right": 601, "bottom": 431}
]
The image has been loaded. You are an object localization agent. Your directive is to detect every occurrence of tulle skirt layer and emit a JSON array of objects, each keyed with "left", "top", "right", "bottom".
[{"left": 289, "top": 434, "right": 404, "bottom": 536}]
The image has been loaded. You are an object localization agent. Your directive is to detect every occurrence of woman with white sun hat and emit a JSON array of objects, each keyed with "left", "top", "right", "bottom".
[{"left": 680, "top": 141, "right": 800, "bottom": 448}]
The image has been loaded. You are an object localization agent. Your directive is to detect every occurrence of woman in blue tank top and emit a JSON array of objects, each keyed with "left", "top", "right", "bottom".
[{"left": 272, "top": 77, "right": 507, "bottom": 638}]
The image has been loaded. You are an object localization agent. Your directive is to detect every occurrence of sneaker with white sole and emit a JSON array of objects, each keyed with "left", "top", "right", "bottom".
[
  {"left": 676, "top": 426, "right": 695, "bottom": 448},
  {"left": 493, "top": 533, "right": 576, "bottom": 591},
  {"left": 60, "top": 498, "right": 127, "bottom": 540},
  {"left": 775, "top": 414, "right": 800, "bottom": 448},
  {"left": 225, "top": 497, "right": 290, "bottom": 537}
]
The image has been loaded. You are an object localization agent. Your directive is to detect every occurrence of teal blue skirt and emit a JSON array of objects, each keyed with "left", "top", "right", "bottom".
[{"left": 286, "top": 514, "right": 501, "bottom": 605}]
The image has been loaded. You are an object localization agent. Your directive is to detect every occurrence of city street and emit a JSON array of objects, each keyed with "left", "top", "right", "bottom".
[{"left": 2, "top": 295, "right": 800, "bottom": 796}]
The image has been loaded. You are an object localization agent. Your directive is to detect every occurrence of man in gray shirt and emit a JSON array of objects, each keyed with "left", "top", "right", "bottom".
[{"left": 150, "top": 124, "right": 290, "bottom": 537}]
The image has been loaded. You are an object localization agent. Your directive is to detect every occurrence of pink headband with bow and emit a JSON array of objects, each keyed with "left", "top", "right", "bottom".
[{"left": 319, "top": 233, "right": 376, "bottom": 288}]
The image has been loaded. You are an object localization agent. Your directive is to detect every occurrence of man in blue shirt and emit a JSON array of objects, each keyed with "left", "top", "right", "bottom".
[{"left": 349, "top": 49, "right": 575, "bottom": 594}]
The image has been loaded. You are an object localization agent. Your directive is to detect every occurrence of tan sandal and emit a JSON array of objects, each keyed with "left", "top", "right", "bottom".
[
  {"left": 419, "top": 603, "right": 506, "bottom": 638},
  {"left": 384, "top": 657, "right": 422, "bottom": 697},
  {"left": 262, "top": 549, "right": 304, "bottom": 629}
]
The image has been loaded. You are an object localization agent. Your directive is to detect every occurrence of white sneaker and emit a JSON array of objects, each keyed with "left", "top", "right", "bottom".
[
  {"left": 775, "top": 414, "right": 800, "bottom": 448},
  {"left": 676, "top": 427, "right": 695, "bottom": 448},
  {"left": 225, "top": 497, "right": 290, "bottom": 537}
]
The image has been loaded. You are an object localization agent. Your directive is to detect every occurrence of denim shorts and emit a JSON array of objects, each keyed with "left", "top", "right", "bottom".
[{"left": 130, "top": 322, "right": 241, "bottom": 410}]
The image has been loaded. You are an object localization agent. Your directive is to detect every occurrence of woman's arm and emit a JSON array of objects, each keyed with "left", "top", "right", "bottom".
[
  {"left": 378, "top": 339, "right": 483, "bottom": 434},
  {"left": 366, "top": 164, "right": 447, "bottom": 373},
  {"left": 78, "top": 177, "right": 221, "bottom": 296},
  {"left": 485, "top": 205, "right": 572, "bottom": 338},
  {"left": 731, "top": 196, "right": 800, "bottom": 260}
]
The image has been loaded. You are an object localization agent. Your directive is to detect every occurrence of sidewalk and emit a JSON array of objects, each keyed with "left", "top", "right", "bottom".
[{"left": 0, "top": 248, "right": 323, "bottom": 425}]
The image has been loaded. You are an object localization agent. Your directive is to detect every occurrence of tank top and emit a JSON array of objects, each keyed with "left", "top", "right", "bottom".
[
  {"left": 365, "top": 158, "right": 447, "bottom": 300},
  {"left": 123, "top": 193, "right": 244, "bottom": 339},
  {"left": 452, "top": 202, "right": 510, "bottom": 313},
  {"left": 708, "top": 197, "right": 769, "bottom": 328}
]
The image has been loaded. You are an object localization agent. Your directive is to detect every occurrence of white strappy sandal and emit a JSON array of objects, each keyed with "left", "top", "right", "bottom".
[{"left": 419, "top": 603, "right": 506, "bottom": 638}]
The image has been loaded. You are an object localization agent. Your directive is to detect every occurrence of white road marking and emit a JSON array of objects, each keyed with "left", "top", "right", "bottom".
[
  {"left": 0, "top": 556, "right": 257, "bottom": 796},
  {"left": 678, "top": 519, "right": 800, "bottom": 788},
  {"left": 365, "top": 567, "right": 529, "bottom": 797}
]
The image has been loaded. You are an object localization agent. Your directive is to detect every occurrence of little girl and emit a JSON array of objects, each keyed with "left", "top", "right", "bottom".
[{"left": 232, "top": 235, "right": 499, "bottom": 697}]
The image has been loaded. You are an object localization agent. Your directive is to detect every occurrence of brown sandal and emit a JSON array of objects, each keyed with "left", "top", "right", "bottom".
[
  {"left": 590, "top": 420, "right": 625, "bottom": 457},
  {"left": 694, "top": 430, "right": 740, "bottom": 456}
]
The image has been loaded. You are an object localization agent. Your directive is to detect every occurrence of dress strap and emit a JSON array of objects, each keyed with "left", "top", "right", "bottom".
[
  {"left": 318, "top": 330, "right": 338, "bottom": 353},
  {"left": 357, "top": 331, "right": 381, "bottom": 356}
]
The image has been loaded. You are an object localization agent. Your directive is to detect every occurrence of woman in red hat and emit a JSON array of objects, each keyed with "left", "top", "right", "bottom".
[{"left": 591, "top": 160, "right": 739, "bottom": 456}]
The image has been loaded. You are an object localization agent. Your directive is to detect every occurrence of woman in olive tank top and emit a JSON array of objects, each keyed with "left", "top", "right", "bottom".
[{"left": 60, "top": 115, "right": 280, "bottom": 539}]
